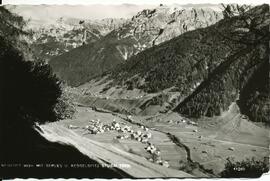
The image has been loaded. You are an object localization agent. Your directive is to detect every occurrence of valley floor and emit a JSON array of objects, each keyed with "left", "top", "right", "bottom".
[{"left": 38, "top": 103, "right": 269, "bottom": 178}]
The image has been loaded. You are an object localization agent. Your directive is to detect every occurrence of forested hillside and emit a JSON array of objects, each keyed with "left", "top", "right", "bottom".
[
  {"left": 0, "top": 7, "right": 129, "bottom": 178},
  {"left": 174, "top": 5, "right": 269, "bottom": 123},
  {"left": 107, "top": 4, "right": 269, "bottom": 123},
  {"left": 0, "top": 6, "right": 34, "bottom": 60}
]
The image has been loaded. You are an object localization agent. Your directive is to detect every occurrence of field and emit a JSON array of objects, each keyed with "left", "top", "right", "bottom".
[{"left": 39, "top": 98, "right": 269, "bottom": 177}]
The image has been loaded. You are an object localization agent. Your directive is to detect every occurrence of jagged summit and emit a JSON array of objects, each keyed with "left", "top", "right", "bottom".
[
  {"left": 24, "top": 16, "right": 127, "bottom": 62},
  {"left": 49, "top": 5, "right": 223, "bottom": 86}
]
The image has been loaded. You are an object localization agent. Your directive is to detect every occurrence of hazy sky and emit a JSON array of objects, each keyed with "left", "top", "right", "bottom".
[
  {"left": 3, "top": 0, "right": 264, "bottom": 5},
  {"left": 7, "top": 4, "right": 159, "bottom": 21},
  {"left": 4, "top": 0, "right": 262, "bottom": 22}
]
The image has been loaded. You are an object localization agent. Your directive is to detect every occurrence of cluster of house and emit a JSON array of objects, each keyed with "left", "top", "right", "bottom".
[
  {"left": 123, "top": 125, "right": 170, "bottom": 168},
  {"left": 83, "top": 119, "right": 106, "bottom": 134},
  {"left": 68, "top": 119, "right": 170, "bottom": 167},
  {"left": 145, "top": 143, "right": 169, "bottom": 167},
  {"left": 113, "top": 123, "right": 151, "bottom": 143},
  {"left": 130, "top": 130, "right": 152, "bottom": 143},
  {"left": 80, "top": 119, "right": 132, "bottom": 134},
  {"left": 113, "top": 121, "right": 133, "bottom": 133},
  {"left": 122, "top": 124, "right": 169, "bottom": 168}
]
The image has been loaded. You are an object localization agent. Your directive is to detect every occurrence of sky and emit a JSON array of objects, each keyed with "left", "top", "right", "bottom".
[
  {"left": 7, "top": 4, "right": 157, "bottom": 20},
  {"left": 3, "top": 0, "right": 266, "bottom": 22},
  {"left": 3, "top": 0, "right": 267, "bottom": 5}
]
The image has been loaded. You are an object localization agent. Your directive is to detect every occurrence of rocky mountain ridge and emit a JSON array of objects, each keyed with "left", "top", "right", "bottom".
[
  {"left": 49, "top": 5, "right": 223, "bottom": 86},
  {"left": 26, "top": 17, "right": 128, "bottom": 62},
  {"left": 106, "top": 4, "right": 269, "bottom": 123}
]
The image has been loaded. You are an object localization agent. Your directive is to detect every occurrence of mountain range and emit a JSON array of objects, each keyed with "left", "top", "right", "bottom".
[
  {"left": 49, "top": 4, "right": 223, "bottom": 86},
  {"left": 108, "top": 4, "right": 269, "bottom": 123},
  {"left": 72, "top": 4, "right": 269, "bottom": 123},
  {"left": 2, "top": 4, "right": 268, "bottom": 124},
  {"left": 26, "top": 17, "right": 127, "bottom": 62}
]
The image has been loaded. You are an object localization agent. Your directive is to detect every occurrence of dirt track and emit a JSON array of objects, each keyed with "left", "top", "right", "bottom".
[{"left": 39, "top": 122, "right": 192, "bottom": 178}]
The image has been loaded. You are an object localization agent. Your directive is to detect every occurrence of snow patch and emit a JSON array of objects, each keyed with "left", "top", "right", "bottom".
[{"left": 116, "top": 46, "right": 129, "bottom": 60}]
